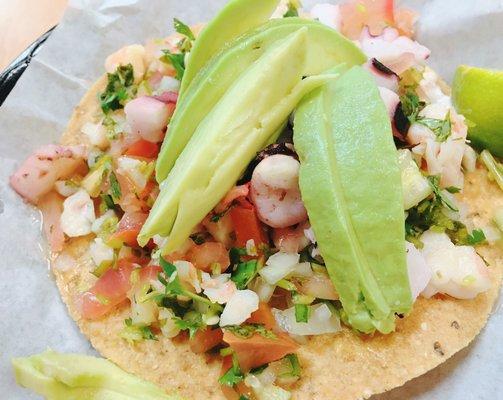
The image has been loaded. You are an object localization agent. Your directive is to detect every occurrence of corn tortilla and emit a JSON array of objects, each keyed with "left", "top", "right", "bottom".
[{"left": 51, "top": 75, "right": 503, "bottom": 400}]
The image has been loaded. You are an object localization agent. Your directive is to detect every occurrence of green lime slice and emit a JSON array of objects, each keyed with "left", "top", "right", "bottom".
[{"left": 452, "top": 65, "right": 503, "bottom": 156}]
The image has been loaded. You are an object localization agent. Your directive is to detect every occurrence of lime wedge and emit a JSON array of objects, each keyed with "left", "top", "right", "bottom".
[{"left": 452, "top": 65, "right": 503, "bottom": 156}]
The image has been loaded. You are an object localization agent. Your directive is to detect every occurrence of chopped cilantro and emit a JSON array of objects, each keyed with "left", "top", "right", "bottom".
[
  {"left": 417, "top": 113, "right": 452, "bottom": 142},
  {"left": 427, "top": 175, "right": 458, "bottom": 212},
  {"left": 99, "top": 64, "right": 136, "bottom": 114},
  {"left": 108, "top": 171, "right": 122, "bottom": 201},
  {"left": 160, "top": 50, "right": 185, "bottom": 81},
  {"left": 100, "top": 194, "right": 116, "bottom": 211},
  {"left": 400, "top": 91, "right": 425, "bottom": 122},
  {"left": 158, "top": 257, "right": 185, "bottom": 296},
  {"left": 467, "top": 229, "right": 487, "bottom": 245},
  {"left": 189, "top": 233, "right": 206, "bottom": 245},
  {"left": 231, "top": 260, "right": 258, "bottom": 289},
  {"left": 399, "top": 91, "right": 452, "bottom": 142},
  {"left": 283, "top": 0, "right": 301, "bottom": 17},
  {"left": 174, "top": 311, "right": 204, "bottom": 338},
  {"left": 229, "top": 247, "right": 247, "bottom": 265},
  {"left": 239, "top": 396, "right": 250, "bottom": 400},
  {"left": 294, "top": 304, "right": 309, "bottom": 323},
  {"left": 120, "top": 318, "right": 157, "bottom": 344},
  {"left": 173, "top": 18, "right": 195, "bottom": 40},
  {"left": 219, "top": 355, "right": 244, "bottom": 387},
  {"left": 284, "top": 354, "right": 301, "bottom": 377},
  {"left": 445, "top": 186, "right": 461, "bottom": 194},
  {"left": 158, "top": 257, "right": 222, "bottom": 310},
  {"left": 210, "top": 208, "right": 229, "bottom": 222},
  {"left": 225, "top": 324, "right": 276, "bottom": 339}
]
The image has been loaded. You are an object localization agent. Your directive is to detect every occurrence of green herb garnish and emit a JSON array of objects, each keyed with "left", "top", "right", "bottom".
[
  {"left": 294, "top": 304, "right": 309, "bottom": 323},
  {"left": 225, "top": 324, "right": 276, "bottom": 339},
  {"left": 466, "top": 229, "right": 487, "bottom": 245},
  {"left": 231, "top": 260, "right": 258, "bottom": 289},
  {"left": 400, "top": 91, "right": 452, "bottom": 142},
  {"left": 427, "top": 175, "right": 458, "bottom": 211},
  {"left": 160, "top": 50, "right": 185, "bottom": 81},
  {"left": 219, "top": 355, "right": 244, "bottom": 387},
  {"left": 174, "top": 311, "right": 204, "bottom": 339},
  {"left": 99, "top": 64, "right": 136, "bottom": 113},
  {"left": 120, "top": 318, "right": 157, "bottom": 344},
  {"left": 283, "top": 0, "right": 301, "bottom": 17},
  {"left": 109, "top": 171, "right": 122, "bottom": 201}
]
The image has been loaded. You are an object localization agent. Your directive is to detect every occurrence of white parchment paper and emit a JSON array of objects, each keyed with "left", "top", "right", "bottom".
[{"left": 0, "top": 0, "right": 502, "bottom": 398}]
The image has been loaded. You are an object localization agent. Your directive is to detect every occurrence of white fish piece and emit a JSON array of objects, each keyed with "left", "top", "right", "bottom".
[
  {"left": 405, "top": 241, "right": 432, "bottom": 300},
  {"left": 60, "top": 189, "right": 95, "bottom": 237},
  {"left": 201, "top": 273, "right": 237, "bottom": 304},
  {"left": 420, "top": 230, "right": 491, "bottom": 299},
  {"left": 219, "top": 290, "right": 259, "bottom": 327}
]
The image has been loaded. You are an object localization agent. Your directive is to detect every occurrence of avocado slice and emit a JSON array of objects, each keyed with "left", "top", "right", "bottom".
[
  {"left": 12, "top": 350, "right": 181, "bottom": 400},
  {"left": 293, "top": 66, "right": 412, "bottom": 334},
  {"left": 156, "top": 17, "right": 366, "bottom": 182},
  {"left": 179, "top": 0, "right": 280, "bottom": 98},
  {"left": 139, "top": 29, "right": 338, "bottom": 253}
]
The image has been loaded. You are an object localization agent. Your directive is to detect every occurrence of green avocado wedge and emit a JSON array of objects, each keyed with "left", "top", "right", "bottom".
[
  {"left": 156, "top": 17, "right": 365, "bottom": 182},
  {"left": 293, "top": 66, "right": 412, "bottom": 334},
  {"left": 178, "top": 0, "right": 280, "bottom": 98},
  {"left": 139, "top": 29, "right": 338, "bottom": 252},
  {"left": 12, "top": 350, "right": 182, "bottom": 400}
]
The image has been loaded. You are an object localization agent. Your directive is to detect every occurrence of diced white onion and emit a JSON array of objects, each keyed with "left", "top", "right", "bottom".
[
  {"left": 259, "top": 252, "right": 300, "bottom": 285},
  {"left": 81, "top": 122, "right": 109, "bottom": 150},
  {"left": 159, "top": 308, "right": 181, "bottom": 338},
  {"left": 272, "top": 303, "right": 341, "bottom": 336},
  {"left": 89, "top": 238, "right": 114, "bottom": 267},
  {"left": 249, "top": 277, "right": 276, "bottom": 303}
]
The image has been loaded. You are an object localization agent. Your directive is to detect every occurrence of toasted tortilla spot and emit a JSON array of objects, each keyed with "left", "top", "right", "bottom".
[{"left": 53, "top": 75, "right": 502, "bottom": 400}]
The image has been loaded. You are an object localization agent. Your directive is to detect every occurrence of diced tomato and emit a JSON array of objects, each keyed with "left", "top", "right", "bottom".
[
  {"left": 38, "top": 191, "right": 65, "bottom": 252},
  {"left": 139, "top": 265, "right": 162, "bottom": 282},
  {"left": 223, "top": 330, "right": 299, "bottom": 371},
  {"left": 186, "top": 242, "right": 230, "bottom": 272},
  {"left": 125, "top": 139, "right": 160, "bottom": 159},
  {"left": 81, "top": 261, "right": 135, "bottom": 320},
  {"left": 109, "top": 212, "right": 148, "bottom": 247},
  {"left": 230, "top": 202, "right": 268, "bottom": 248},
  {"left": 341, "top": 0, "right": 395, "bottom": 39},
  {"left": 246, "top": 302, "right": 277, "bottom": 331},
  {"left": 190, "top": 328, "right": 223, "bottom": 353}
]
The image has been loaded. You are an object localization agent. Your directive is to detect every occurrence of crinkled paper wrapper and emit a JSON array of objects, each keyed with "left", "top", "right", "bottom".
[{"left": 0, "top": 0, "right": 502, "bottom": 398}]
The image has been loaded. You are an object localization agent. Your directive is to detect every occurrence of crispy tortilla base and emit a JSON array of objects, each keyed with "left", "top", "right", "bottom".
[{"left": 52, "top": 77, "right": 502, "bottom": 400}]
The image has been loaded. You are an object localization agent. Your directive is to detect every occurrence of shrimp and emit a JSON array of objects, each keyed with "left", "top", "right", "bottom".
[
  {"left": 250, "top": 154, "right": 307, "bottom": 229},
  {"left": 359, "top": 27, "right": 430, "bottom": 75},
  {"left": 272, "top": 221, "right": 311, "bottom": 253},
  {"left": 10, "top": 144, "right": 87, "bottom": 204}
]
